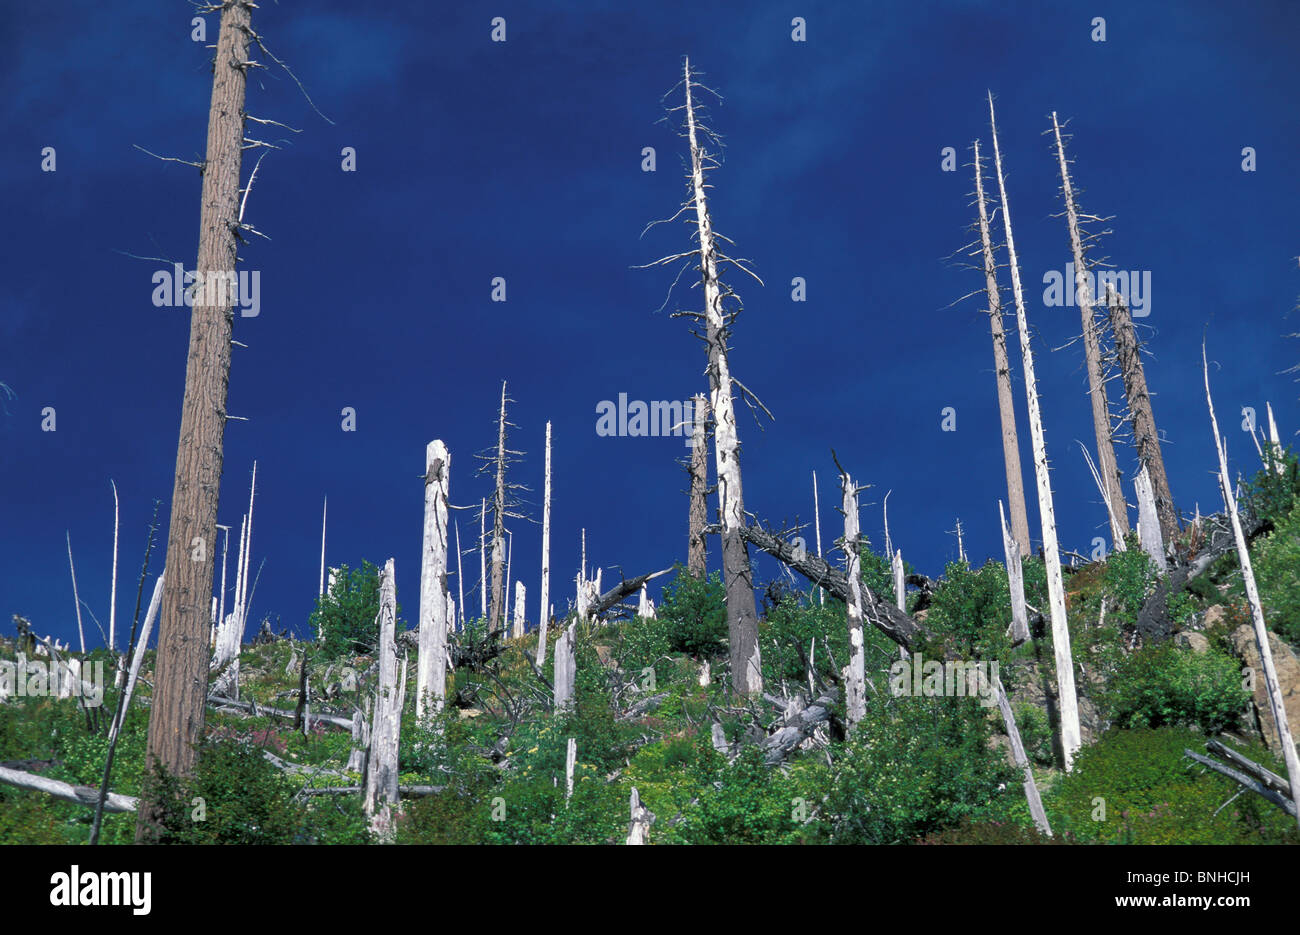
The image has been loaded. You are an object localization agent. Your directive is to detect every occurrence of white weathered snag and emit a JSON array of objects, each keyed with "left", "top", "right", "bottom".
[
  {"left": 999, "top": 501, "right": 1030, "bottom": 645},
  {"left": 839, "top": 470, "right": 867, "bottom": 730},
  {"left": 553, "top": 621, "right": 576, "bottom": 710},
  {"left": 1134, "top": 465, "right": 1167, "bottom": 575},
  {"left": 627, "top": 787, "right": 655, "bottom": 844},
  {"left": 112, "top": 570, "right": 165, "bottom": 745},
  {"left": 364, "top": 558, "right": 401, "bottom": 836},
  {"left": 1204, "top": 350, "right": 1300, "bottom": 829},
  {"left": 512, "top": 581, "right": 526, "bottom": 639},
  {"left": 993, "top": 674, "right": 1052, "bottom": 836},
  {"left": 417, "top": 440, "right": 450, "bottom": 724},
  {"left": 565, "top": 737, "right": 577, "bottom": 803},
  {"left": 990, "top": 92, "right": 1081, "bottom": 769},
  {"left": 539, "top": 420, "right": 552, "bottom": 662}
]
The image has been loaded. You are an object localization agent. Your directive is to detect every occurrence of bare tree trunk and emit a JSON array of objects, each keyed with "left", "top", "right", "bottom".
[
  {"left": 364, "top": 559, "right": 401, "bottom": 839},
  {"left": 688, "top": 394, "right": 709, "bottom": 577},
  {"left": 417, "top": 441, "right": 450, "bottom": 724},
  {"left": 993, "top": 674, "right": 1052, "bottom": 836},
  {"left": 489, "top": 382, "right": 509, "bottom": 635},
  {"left": 109, "top": 480, "right": 119, "bottom": 653},
  {"left": 1204, "top": 350, "right": 1300, "bottom": 829},
  {"left": 539, "top": 420, "right": 552, "bottom": 662},
  {"left": 111, "top": 571, "right": 165, "bottom": 746},
  {"left": 512, "top": 582, "right": 526, "bottom": 639},
  {"left": 1107, "top": 286, "right": 1179, "bottom": 543},
  {"left": 840, "top": 469, "right": 867, "bottom": 730},
  {"left": 454, "top": 519, "right": 464, "bottom": 632},
  {"left": 1135, "top": 465, "right": 1168, "bottom": 575},
  {"left": 1051, "top": 113, "right": 1129, "bottom": 545},
  {"left": 973, "top": 139, "right": 1032, "bottom": 557},
  {"left": 683, "top": 59, "right": 761, "bottom": 696},
  {"left": 136, "top": 0, "right": 252, "bottom": 838},
  {"left": 989, "top": 92, "right": 1081, "bottom": 770},
  {"left": 318, "top": 496, "right": 327, "bottom": 599},
  {"left": 1000, "top": 501, "right": 1030, "bottom": 645},
  {"left": 553, "top": 621, "right": 576, "bottom": 710},
  {"left": 479, "top": 497, "right": 487, "bottom": 620},
  {"left": 814, "top": 471, "right": 824, "bottom": 605},
  {"left": 627, "top": 787, "right": 655, "bottom": 844},
  {"left": 564, "top": 737, "right": 576, "bottom": 802}
]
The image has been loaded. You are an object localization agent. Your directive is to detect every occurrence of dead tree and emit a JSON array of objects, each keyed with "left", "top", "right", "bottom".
[
  {"left": 1203, "top": 348, "right": 1300, "bottom": 828},
  {"left": 993, "top": 674, "right": 1051, "bottom": 836},
  {"left": 1050, "top": 113, "right": 1129, "bottom": 545},
  {"left": 687, "top": 393, "right": 710, "bottom": 577},
  {"left": 138, "top": 0, "right": 252, "bottom": 841},
  {"left": 1106, "top": 284, "right": 1179, "bottom": 543},
  {"left": 838, "top": 466, "right": 868, "bottom": 729},
  {"left": 476, "top": 382, "right": 528, "bottom": 636},
  {"left": 538, "top": 421, "right": 552, "bottom": 663},
  {"left": 989, "top": 92, "right": 1081, "bottom": 770},
  {"left": 364, "top": 559, "right": 402, "bottom": 837},
  {"left": 417, "top": 441, "right": 450, "bottom": 724},
  {"left": 973, "top": 139, "right": 1032, "bottom": 556},
  {"left": 999, "top": 501, "right": 1029, "bottom": 645},
  {"left": 648, "top": 58, "right": 764, "bottom": 695}
]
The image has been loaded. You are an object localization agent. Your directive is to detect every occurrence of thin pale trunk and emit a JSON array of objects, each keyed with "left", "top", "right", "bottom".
[
  {"left": 684, "top": 58, "right": 761, "bottom": 696},
  {"left": 454, "top": 520, "right": 464, "bottom": 632},
  {"left": 1000, "top": 500, "right": 1030, "bottom": 645},
  {"left": 989, "top": 92, "right": 1081, "bottom": 770},
  {"left": 1052, "top": 113, "right": 1129, "bottom": 545},
  {"left": 66, "top": 532, "right": 85, "bottom": 655},
  {"left": 318, "top": 496, "right": 327, "bottom": 599},
  {"left": 840, "top": 471, "right": 867, "bottom": 729},
  {"left": 814, "top": 471, "right": 824, "bottom": 605},
  {"left": 512, "top": 582, "right": 526, "bottom": 639},
  {"left": 109, "top": 480, "right": 119, "bottom": 652},
  {"left": 364, "top": 558, "right": 401, "bottom": 838},
  {"left": 973, "top": 139, "right": 1032, "bottom": 556},
  {"left": 993, "top": 674, "right": 1052, "bottom": 836},
  {"left": 539, "top": 420, "right": 552, "bottom": 662},
  {"left": 1204, "top": 349, "right": 1300, "bottom": 829},
  {"left": 479, "top": 497, "right": 487, "bottom": 620},
  {"left": 489, "top": 382, "right": 508, "bottom": 635},
  {"left": 1135, "top": 465, "right": 1168, "bottom": 574}
]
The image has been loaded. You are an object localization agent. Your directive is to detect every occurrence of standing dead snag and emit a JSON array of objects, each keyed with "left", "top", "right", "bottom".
[
  {"left": 1050, "top": 113, "right": 1130, "bottom": 546},
  {"left": 476, "top": 382, "right": 528, "bottom": 637},
  {"left": 364, "top": 559, "right": 402, "bottom": 837},
  {"left": 1203, "top": 348, "right": 1300, "bottom": 828},
  {"left": 999, "top": 501, "right": 1030, "bottom": 645},
  {"left": 1107, "top": 285, "right": 1180, "bottom": 543},
  {"left": 538, "top": 421, "right": 552, "bottom": 663},
  {"left": 138, "top": 0, "right": 252, "bottom": 841},
  {"left": 839, "top": 467, "right": 868, "bottom": 729},
  {"left": 1134, "top": 465, "right": 1168, "bottom": 575},
  {"left": 678, "top": 58, "right": 762, "bottom": 695},
  {"left": 989, "top": 92, "right": 1081, "bottom": 769},
  {"left": 973, "top": 139, "right": 1032, "bottom": 557},
  {"left": 688, "top": 394, "right": 710, "bottom": 578},
  {"left": 417, "top": 441, "right": 450, "bottom": 724}
]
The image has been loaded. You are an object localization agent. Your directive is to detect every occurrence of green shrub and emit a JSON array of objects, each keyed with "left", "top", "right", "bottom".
[
  {"left": 822, "top": 692, "right": 1016, "bottom": 844},
  {"left": 658, "top": 569, "right": 727, "bottom": 658},
  {"left": 918, "top": 818, "right": 1068, "bottom": 845},
  {"left": 926, "top": 559, "right": 1014, "bottom": 659},
  {"left": 310, "top": 561, "right": 404, "bottom": 657},
  {"left": 1102, "top": 538, "right": 1160, "bottom": 626},
  {"left": 1250, "top": 500, "right": 1300, "bottom": 648},
  {"left": 1048, "top": 727, "right": 1299, "bottom": 844},
  {"left": 1102, "top": 643, "right": 1247, "bottom": 735}
]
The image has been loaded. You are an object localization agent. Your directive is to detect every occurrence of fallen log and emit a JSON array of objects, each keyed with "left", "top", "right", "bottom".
[
  {"left": 735, "top": 525, "right": 930, "bottom": 652},
  {"left": 0, "top": 764, "right": 138, "bottom": 813},
  {"left": 207, "top": 693, "right": 354, "bottom": 730},
  {"left": 762, "top": 687, "right": 839, "bottom": 765},
  {"left": 1185, "top": 749, "right": 1296, "bottom": 818}
]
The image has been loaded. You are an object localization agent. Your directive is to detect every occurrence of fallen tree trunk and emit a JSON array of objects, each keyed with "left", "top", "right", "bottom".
[
  {"left": 206, "top": 693, "right": 354, "bottom": 730},
  {"left": 0, "top": 765, "right": 138, "bottom": 813},
  {"left": 762, "top": 687, "right": 839, "bottom": 766},
  {"left": 735, "top": 525, "right": 930, "bottom": 652},
  {"left": 1185, "top": 749, "right": 1296, "bottom": 818}
]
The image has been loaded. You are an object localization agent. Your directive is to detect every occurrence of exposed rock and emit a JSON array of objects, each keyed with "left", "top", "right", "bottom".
[
  {"left": 1203, "top": 605, "right": 1228, "bottom": 629},
  {"left": 1228, "top": 623, "right": 1300, "bottom": 754},
  {"left": 1174, "top": 632, "right": 1209, "bottom": 653}
]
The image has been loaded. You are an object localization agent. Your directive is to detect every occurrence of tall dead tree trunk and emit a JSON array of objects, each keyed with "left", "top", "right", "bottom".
[
  {"left": 989, "top": 92, "right": 1081, "bottom": 770},
  {"left": 364, "top": 559, "right": 401, "bottom": 838},
  {"left": 489, "top": 383, "right": 508, "bottom": 634},
  {"left": 417, "top": 441, "right": 450, "bottom": 724},
  {"left": 1204, "top": 349, "right": 1300, "bottom": 829},
  {"left": 1051, "top": 113, "right": 1129, "bottom": 545},
  {"left": 840, "top": 468, "right": 867, "bottom": 730},
  {"left": 538, "top": 421, "right": 552, "bottom": 663},
  {"left": 682, "top": 58, "right": 761, "bottom": 696},
  {"left": 688, "top": 394, "right": 709, "bottom": 578},
  {"left": 138, "top": 0, "right": 251, "bottom": 842},
  {"left": 973, "top": 139, "right": 1032, "bottom": 557},
  {"left": 1107, "top": 285, "right": 1179, "bottom": 543}
]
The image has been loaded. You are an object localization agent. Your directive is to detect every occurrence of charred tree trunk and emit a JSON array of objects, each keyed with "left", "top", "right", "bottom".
[
  {"left": 1051, "top": 112, "right": 1129, "bottom": 545},
  {"left": 973, "top": 139, "right": 1032, "bottom": 557},
  {"left": 138, "top": 0, "right": 251, "bottom": 842},
  {"left": 1107, "top": 286, "right": 1179, "bottom": 543}
]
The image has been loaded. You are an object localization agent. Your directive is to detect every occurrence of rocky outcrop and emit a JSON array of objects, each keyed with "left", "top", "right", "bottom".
[{"left": 1228, "top": 624, "right": 1300, "bottom": 755}]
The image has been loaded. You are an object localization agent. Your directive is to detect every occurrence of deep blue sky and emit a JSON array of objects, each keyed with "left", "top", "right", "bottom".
[{"left": 3, "top": 0, "right": 1297, "bottom": 650}]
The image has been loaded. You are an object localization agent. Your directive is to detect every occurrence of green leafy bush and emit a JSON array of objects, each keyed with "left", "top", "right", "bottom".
[
  {"left": 1102, "top": 538, "right": 1160, "bottom": 626},
  {"left": 1101, "top": 643, "right": 1247, "bottom": 734},
  {"left": 657, "top": 569, "right": 727, "bottom": 658},
  {"left": 926, "top": 559, "right": 1013, "bottom": 659},
  {"left": 1250, "top": 500, "right": 1300, "bottom": 647},
  {"left": 310, "top": 561, "right": 404, "bottom": 657}
]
